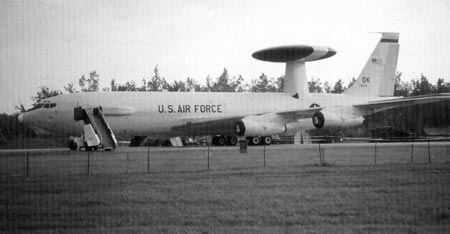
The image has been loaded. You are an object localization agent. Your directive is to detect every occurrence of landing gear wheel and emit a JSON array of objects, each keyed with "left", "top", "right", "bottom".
[
  {"left": 212, "top": 136, "right": 227, "bottom": 146},
  {"left": 250, "top": 137, "right": 261, "bottom": 145},
  {"left": 217, "top": 136, "right": 226, "bottom": 146},
  {"left": 69, "top": 141, "right": 77, "bottom": 151},
  {"left": 227, "top": 136, "right": 238, "bottom": 146},
  {"left": 85, "top": 142, "right": 94, "bottom": 152},
  {"left": 262, "top": 136, "right": 272, "bottom": 145},
  {"left": 312, "top": 112, "right": 325, "bottom": 129}
]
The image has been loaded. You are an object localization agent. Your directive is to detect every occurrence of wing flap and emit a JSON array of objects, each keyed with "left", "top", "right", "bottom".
[{"left": 354, "top": 93, "right": 450, "bottom": 115}]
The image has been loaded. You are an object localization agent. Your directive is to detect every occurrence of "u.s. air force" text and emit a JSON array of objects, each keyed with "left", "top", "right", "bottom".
[{"left": 158, "top": 104, "right": 223, "bottom": 113}]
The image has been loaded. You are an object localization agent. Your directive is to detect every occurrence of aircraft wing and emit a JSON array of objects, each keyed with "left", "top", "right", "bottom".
[
  {"left": 172, "top": 107, "right": 323, "bottom": 136},
  {"left": 275, "top": 107, "right": 322, "bottom": 120},
  {"left": 354, "top": 93, "right": 450, "bottom": 115},
  {"left": 172, "top": 115, "right": 246, "bottom": 136}
]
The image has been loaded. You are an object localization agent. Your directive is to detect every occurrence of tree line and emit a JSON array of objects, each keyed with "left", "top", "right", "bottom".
[
  {"left": 24, "top": 65, "right": 450, "bottom": 110},
  {"left": 2, "top": 65, "right": 449, "bottom": 143}
]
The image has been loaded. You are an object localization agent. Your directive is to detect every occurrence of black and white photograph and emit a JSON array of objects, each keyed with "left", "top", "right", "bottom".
[{"left": 1, "top": 0, "right": 450, "bottom": 233}]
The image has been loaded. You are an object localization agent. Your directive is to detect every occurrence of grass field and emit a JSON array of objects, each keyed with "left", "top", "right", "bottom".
[
  {"left": 1, "top": 142, "right": 449, "bottom": 177},
  {"left": 1, "top": 164, "right": 450, "bottom": 233}
]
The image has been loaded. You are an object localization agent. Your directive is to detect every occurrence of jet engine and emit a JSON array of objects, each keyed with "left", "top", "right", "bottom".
[
  {"left": 235, "top": 118, "right": 286, "bottom": 136},
  {"left": 312, "top": 111, "right": 364, "bottom": 129}
]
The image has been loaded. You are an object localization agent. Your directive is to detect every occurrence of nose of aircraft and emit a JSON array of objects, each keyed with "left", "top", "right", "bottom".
[{"left": 18, "top": 113, "right": 24, "bottom": 123}]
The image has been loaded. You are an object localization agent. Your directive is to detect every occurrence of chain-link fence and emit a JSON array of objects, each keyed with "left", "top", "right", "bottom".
[{"left": 1, "top": 142, "right": 449, "bottom": 177}]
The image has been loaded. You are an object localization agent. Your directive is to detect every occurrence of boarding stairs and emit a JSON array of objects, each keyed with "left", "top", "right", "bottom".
[{"left": 74, "top": 106, "right": 117, "bottom": 151}]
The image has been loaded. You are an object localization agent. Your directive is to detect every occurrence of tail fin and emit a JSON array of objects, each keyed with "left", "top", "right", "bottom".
[{"left": 344, "top": 32, "right": 399, "bottom": 97}]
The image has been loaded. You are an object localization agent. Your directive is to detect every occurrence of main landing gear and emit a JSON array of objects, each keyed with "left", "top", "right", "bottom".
[
  {"left": 247, "top": 136, "right": 272, "bottom": 146},
  {"left": 211, "top": 135, "right": 273, "bottom": 146},
  {"left": 212, "top": 135, "right": 238, "bottom": 146}
]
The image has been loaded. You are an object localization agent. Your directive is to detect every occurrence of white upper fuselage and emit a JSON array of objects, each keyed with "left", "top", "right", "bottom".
[{"left": 21, "top": 91, "right": 387, "bottom": 137}]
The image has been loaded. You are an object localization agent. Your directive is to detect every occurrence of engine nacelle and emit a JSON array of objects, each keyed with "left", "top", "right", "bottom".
[
  {"left": 235, "top": 118, "right": 286, "bottom": 136},
  {"left": 312, "top": 111, "right": 364, "bottom": 129}
]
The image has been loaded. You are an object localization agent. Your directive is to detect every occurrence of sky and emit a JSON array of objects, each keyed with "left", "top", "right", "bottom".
[{"left": 1, "top": 0, "right": 450, "bottom": 114}]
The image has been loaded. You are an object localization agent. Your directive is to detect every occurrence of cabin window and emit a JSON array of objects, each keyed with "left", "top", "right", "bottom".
[
  {"left": 43, "top": 103, "right": 50, "bottom": 108},
  {"left": 50, "top": 103, "right": 56, "bottom": 108}
]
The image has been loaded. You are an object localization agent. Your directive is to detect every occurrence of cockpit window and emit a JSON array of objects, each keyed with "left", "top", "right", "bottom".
[
  {"left": 26, "top": 103, "right": 43, "bottom": 112},
  {"left": 43, "top": 103, "right": 57, "bottom": 108},
  {"left": 25, "top": 102, "right": 56, "bottom": 112}
]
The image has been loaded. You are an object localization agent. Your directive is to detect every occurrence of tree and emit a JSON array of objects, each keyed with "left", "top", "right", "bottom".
[
  {"left": 208, "top": 68, "right": 245, "bottom": 92},
  {"left": 347, "top": 77, "right": 357, "bottom": 89},
  {"left": 331, "top": 79, "right": 345, "bottom": 93},
  {"left": 186, "top": 77, "right": 202, "bottom": 91},
  {"left": 323, "top": 81, "right": 332, "bottom": 93},
  {"left": 251, "top": 73, "right": 276, "bottom": 92},
  {"left": 435, "top": 78, "right": 449, "bottom": 93},
  {"left": 274, "top": 76, "right": 284, "bottom": 92},
  {"left": 394, "top": 72, "right": 411, "bottom": 96},
  {"left": 308, "top": 77, "right": 323, "bottom": 93},
  {"left": 138, "top": 78, "right": 147, "bottom": 91},
  {"left": 168, "top": 80, "right": 186, "bottom": 92},
  {"left": 64, "top": 82, "right": 78, "bottom": 93},
  {"left": 211, "top": 68, "right": 233, "bottom": 92},
  {"left": 411, "top": 74, "right": 433, "bottom": 96},
  {"left": 15, "top": 103, "right": 26, "bottom": 112},
  {"left": 120, "top": 81, "right": 137, "bottom": 91},
  {"left": 78, "top": 71, "right": 100, "bottom": 92},
  {"left": 31, "top": 87, "right": 62, "bottom": 106},
  {"left": 232, "top": 75, "right": 245, "bottom": 92},
  {"left": 213, "top": 68, "right": 231, "bottom": 92},
  {"left": 147, "top": 65, "right": 169, "bottom": 91}
]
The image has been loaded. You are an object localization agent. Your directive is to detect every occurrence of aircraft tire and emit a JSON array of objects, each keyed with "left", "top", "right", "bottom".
[
  {"left": 262, "top": 136, "right": 272, "bottom": 145},
  {"left": 312, "top": 112, "right": 325, "bottom": 129},
  {"left": 224, "top": 135, "right": 236, "bottom": 146},
  {"left": 227, "top": 136, "right": 238, "bottom": 146},
  {"left": 250, "top": 137, "right": 261, "bottom": 145},
  {"left": 212, "top": 136, "right": 218, "bottom": 146},
  {"left": 68, "top": 141, "right": 77, "bottom": 151},
  {"left": 130, "top": 136, "right": 144, "bottom": 147},
  {"left": 218, "top": 136, "right": 226, "bottom": 146}
]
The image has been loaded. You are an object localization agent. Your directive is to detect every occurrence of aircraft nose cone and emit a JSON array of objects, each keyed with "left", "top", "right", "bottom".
[{"left": 18, "top": 113, "right": 24, "bottom": 123}]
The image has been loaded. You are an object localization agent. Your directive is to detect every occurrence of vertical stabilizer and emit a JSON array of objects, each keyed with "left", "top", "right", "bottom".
[{"left": 344, "top": 32, "right": 399, "bottom": 97}]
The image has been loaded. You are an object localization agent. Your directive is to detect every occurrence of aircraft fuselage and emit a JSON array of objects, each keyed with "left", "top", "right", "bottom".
[{"left": 21, "top": 91, "right": 383, "bottom": 137}]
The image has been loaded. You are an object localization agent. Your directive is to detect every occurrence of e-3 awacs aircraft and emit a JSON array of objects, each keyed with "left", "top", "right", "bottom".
[{"left": 18, "top": 32, "right": 450, "bottom": 150}]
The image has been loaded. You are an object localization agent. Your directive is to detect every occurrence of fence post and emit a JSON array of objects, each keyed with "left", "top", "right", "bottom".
[
  {"left": 207, "top": 145, "right": 210, "bottom": 171},
  {"left": 411, "top": 144, "right": 414, "bottom": 163},
  {"left": 26, "top": 152, "right": 29, "bottom": 177},
  {"left": 126, "top": 153, "right": 129, "bottom": 174},
  {"left": 87, "top": 151, "right": 90, "bottom": 175},
  {"left": 427, "top": 141, "right": 431, "bottom": 164},
  {"left": 374, "top": 142, "right": 377, "bottom": 165},
  {"left": 263, "top": 144, "right": 266, "bottom": 168},
  {"left": 318, "top": 144, "right": 322, "bottom": 165},
  {"left": 147, "top": 146, "right": 150, "bottom": 173}
]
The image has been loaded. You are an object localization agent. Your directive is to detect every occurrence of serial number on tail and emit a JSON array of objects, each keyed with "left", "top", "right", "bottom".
[{"left": 158, "top": 104, "right": 223, "bottom": 113}]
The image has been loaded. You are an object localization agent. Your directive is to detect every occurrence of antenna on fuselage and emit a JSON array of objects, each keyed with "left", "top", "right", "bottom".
[{"left": 252, "top": 45, "right": 336, "bottom": 98}]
